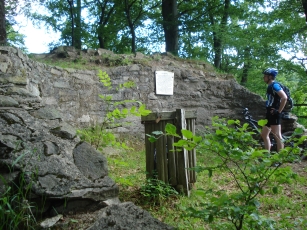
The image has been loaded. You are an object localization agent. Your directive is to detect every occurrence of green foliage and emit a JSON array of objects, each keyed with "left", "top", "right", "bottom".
[
  {"left": 106, "top": 134, "right": 307, "bottom": 229},
  {"left": 77, "top": 70, "right": 151, "bottom": 151},
  {"left": 140, "top": 177, "right": 179, "bottom": 205},
  {"left": 147, "top": 117, "right": 305, "bottom": 229},
  {"left": 146, "top": 123, "right": 202, "bottom": 151},
  {"left": 186, "top": 118, "right": 304, "bottom": 229},
  {"left": 0, "top": 149, "right": 37, "bottom": 230}
]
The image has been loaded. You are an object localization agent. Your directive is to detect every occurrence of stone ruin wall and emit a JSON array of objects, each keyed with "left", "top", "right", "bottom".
[
  {"left": 0, "top": 46, "right": 301, "bottom": 225},
  {"left": 0, "top": 46, "right": 273, "bottom": 138}
]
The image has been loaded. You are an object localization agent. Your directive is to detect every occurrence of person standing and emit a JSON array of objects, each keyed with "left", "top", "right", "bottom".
[{"left": 261, "top": 68, "right": 288, "bottom": 152}]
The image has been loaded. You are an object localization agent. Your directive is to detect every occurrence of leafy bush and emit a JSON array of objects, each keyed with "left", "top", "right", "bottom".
[
  {"left": 147, "top": 117, "right": 306, "bottom": 229},
  {"left": 77, "top": 70, "right": 151, "bottom": 151},
  {"left": 187, "top": 118, "right": 305, "bottom": 229}
]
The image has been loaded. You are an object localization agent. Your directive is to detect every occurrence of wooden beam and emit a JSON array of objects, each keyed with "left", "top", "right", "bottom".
[{"left": 141, "top": 110, "right": 197, "bottom": 122}]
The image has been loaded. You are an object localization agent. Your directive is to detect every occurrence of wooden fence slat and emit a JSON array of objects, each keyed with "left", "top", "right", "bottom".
[
  {"left": 141, "top": 110, "right": 197, "bottom": 121},
  {"left": 156, "top": 121, "right": 165, "bottom": 181},
  {"left": 167, "top": 134, "right": 177, "bottom": 185},
  {"left": 174, "top": 136, "right": 179, "bottom": 185},
  {"left": 145, "top": 123, "right": 154, "bottom": 178},
  {"left": 191, "top": 118, "right": 197, "bottom": 183},
  {"left": 176, "top": 109, "right": 190, "bottom": 196},
  {"left": 162, "top": 121, "right": 169, "bottom": 183},
  {"left": 186, "top": 118, "right": 190, "bottom": 182}
]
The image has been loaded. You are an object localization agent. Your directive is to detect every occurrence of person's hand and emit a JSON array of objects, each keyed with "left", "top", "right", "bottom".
[{"left": 270, "top": 108, "right": 279, "bottom": 115}]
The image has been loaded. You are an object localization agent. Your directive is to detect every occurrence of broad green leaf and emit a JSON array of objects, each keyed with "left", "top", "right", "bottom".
[
  {"left": 130, "top": 106, "right": 136, "bottom": 114},
  {"left": 193, "top": 135, "right": 202, "bottom": 143},
  {"left": 173, "top": 139, "right": 188, "bottom": 147},
  {"left": 138, "top": 104, "right": 151, "bottom": 116},
  {"left": 258, "top": 119, "right": 268, "bottom": 127},
  {"left": 165, "top": 123, "right": 177, "bottom": 136},
  {"left": 251, "top": 150, "right": 264, "bottom": 158},
  {"left": 148, "top": 136, "right": 157, "bottom": 143},
  {"left": 294, "top": 127, "right": 304, "bottom": 135},
  {"left": 227, "top": 119, "right": 239, "bottom": 125},
  {"left": 152, "top": 131, "right": 164, "bottom": 135},
  {"left": 242, "top": 123, "right": 249, "bottom": 129},
  {"left": 216, "top": 130, "right": 224, "bottom": 135},
  {"left": 182, "top": 129, "right": 193, "bottom": 139}
]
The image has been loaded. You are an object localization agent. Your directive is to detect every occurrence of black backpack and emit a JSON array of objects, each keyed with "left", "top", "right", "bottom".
[{"left": 272, "top": 82, "right": 293, "bottom": 112}]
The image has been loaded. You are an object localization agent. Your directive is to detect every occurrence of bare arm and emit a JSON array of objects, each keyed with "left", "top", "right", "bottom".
[{"left": 277, "top": 90, "right": 288, "bottom": 113}]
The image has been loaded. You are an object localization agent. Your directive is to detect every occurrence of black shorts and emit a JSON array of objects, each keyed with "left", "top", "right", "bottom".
[{"left": 265, "top": 108, "right": 281, "bottom": 127}]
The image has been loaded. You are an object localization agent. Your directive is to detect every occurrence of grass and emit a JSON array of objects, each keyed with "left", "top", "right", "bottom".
[
  {"left": 0, "top": 149, "right": 38, "bottom": 230},
  {"left": 107, "top": 144, "right": 307, "bottom": 230}
]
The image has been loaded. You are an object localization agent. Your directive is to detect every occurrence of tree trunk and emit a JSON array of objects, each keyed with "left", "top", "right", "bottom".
[
  {"left": 75, "top": 0, "right": 82, "bottom": 49},
  {"left": 162, "top": 0, "right": 178, "bottom": 55},
  {"left": 97, "top": 0, "right": 116, "bottom": 49},
  {"left": 241, "top": 62, "right": 250, "bottom": 85},
  {"left": 67, "top": 0, "right": 75, "bottom": 47},
  {"left": 124, "top": 0, "right": 136, "bottom": 54},
  {"left": 302, "top": 0, "right": 307, "bottom": 21},
  {"left": 0, "top": 0, "right": 6, "bottom": 45},
  {"left": 210, "top": 0, "right": 230, "bottom": 69},
  {"left": 240, "top": 47, "right": 251, "bottom": 85},
  {"left": 212, "top": 33, "right": 222, "bottom": 69}
]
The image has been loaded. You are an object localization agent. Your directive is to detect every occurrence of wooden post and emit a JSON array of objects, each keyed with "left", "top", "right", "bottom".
[
  {"left": 145, "top": 122, "right": 155, "bottom": 178},
  {"left": 167, "top": 134, "right": 176, "bottom": 185},
  {"left": 188, "top": 118, "right": 197, "bottom": 184},
  {"left": 175, "top": 109, "right": 190, "bottom": 197},
  {"left": 156, "top": 120, "right": 165, "bottom": 181},
  {"left": 141, "top": 109, "right": 197, "bottom": 196},
  {"left": 162, "top": 120, "right": 169, "bottom": 182}
]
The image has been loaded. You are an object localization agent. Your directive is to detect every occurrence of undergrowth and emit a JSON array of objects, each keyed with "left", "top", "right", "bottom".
[
  {"left": 0, "top": 148, "right": 38, "bottom": 230},
  {"left": 107, "top": 138, "right": 307, "bottom": 229}
]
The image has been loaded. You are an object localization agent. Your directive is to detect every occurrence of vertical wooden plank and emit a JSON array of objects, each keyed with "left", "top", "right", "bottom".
[
  {"left": 174, "top": 136, "right": 179, "bottom": 185},
  {"left": 186, "top": 119, "right": 192, "bottom": 182},
  {"left": 191, "top": 118, "right": 197, "bottom": 183},
  {"left": 151, "top": 123, "right": 156, "bottom": 175},
  {"left": 145, "top": 122, "right": 154, "bottom": 179},
  {"left": 162, "top": 120, "right": 168, "bottom": 183},
  {"left": 176, "top": 109, "right": 190, "bottom": 197},
  {"left": 167, "top": 133, "right": 176, "bottom": 185},
  {"left": 156, "top": 120, "right": 165, "bottom": 182}
]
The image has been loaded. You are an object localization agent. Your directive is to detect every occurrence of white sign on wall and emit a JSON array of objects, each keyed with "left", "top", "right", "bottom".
[{"left": 155, "top": 71, "right": 174, "bottom": 95}]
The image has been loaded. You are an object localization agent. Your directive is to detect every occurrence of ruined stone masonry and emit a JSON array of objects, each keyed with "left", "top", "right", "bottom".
[{"left": 0, "top": 46, "right": 300, "bottom": 228}]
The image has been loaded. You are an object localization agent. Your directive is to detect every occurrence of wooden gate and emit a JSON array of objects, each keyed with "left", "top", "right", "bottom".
[{"left": 141, "top": 109, "right": 197, "bottom": 196}]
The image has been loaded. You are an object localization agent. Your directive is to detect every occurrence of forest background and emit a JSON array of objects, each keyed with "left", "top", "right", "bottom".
[{"left": 1, "top": 0, "right": 307, "bottom": 125}]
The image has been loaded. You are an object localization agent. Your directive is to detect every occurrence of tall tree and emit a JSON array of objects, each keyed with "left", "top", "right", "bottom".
[
  {"left": 27, "top": 0, "right": 84, "bottom": 49},
  {"left": 162, "top": 0, "right": 178, "bottom": 55},
  {"left": 1, "top": 0, "right": 26, "bottom": 49},
  {"left": 208, "top": 0, "right": 230, "bottom": 69},
  {"left": 303, "top": 0, "right": 307, "bottom": 21},
  {"left": 0, "top": 0, "right": 6, "bottom": 45},
  {"left": 67, "top": 0, "right": 81, "bottom": 49},
  {"left": 90, "top": 0, "right": 117, "bottom": 49},
  {"left": 123, "top": 0, "right": 151, "bottom": 54}
]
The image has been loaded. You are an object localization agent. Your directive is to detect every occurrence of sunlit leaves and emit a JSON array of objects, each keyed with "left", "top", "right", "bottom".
[
  {"left": 181, "top": 116, "right": 304, "bottom": 229},
  {"left": 78, "top": 70, "right": 151, "bottom": 150}
]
